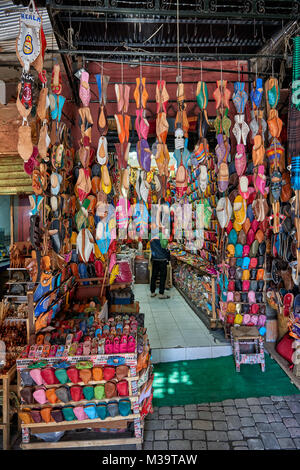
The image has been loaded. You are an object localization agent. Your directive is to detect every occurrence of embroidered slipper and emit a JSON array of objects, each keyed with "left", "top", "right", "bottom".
[
  {"left": 218, "top": 162, "right": 229, "bottom": 192},
  {"left": 235, "top": 144, "right": 247, "bottom": 176},
  {"left": 79, "top": 70, "right": 91, "bottom": 107},
  {"left": 198, "top": 165, "right": 208, "bottom": 193},
  {"left": 17, "top": 77, "right": 33, "bottom": 118},
  {"left": 270, "top": 170, "right": 282, "bottom": 201},
  {"left": 232, "top": 81, "right": 248, "bottom": 113},
  {"left": 215, "top": 133, "right": 227, "bottom": 166},
  {"left": 250, "top": 77, "right": 263, "bottom": 108}
]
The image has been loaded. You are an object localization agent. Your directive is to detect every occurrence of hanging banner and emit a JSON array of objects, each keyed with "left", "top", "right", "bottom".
[{"left": 16, "top": 0, "right": 42, "bottom": 72}]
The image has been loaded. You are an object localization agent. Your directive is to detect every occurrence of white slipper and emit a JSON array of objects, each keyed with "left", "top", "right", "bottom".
[
  {"left": 199, "top": 165, "right": 208, "bottom": 193},
  {"left": 216, "top": 197, "right": 232, "bottom": 229},
  {"left": 50, "top": 172, "right": 62, "bottom": 195},
  {"left": 97, "top": 136, "right": 108, "bottom": 165},
  {"left": 50, "top": 196, "right": 58, "bottom": 212},
  {"left": 140, "top": 178, "right": 149, "bottom": 204}
]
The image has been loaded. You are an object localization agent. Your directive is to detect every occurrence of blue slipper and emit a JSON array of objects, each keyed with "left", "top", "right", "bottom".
[
  {"left": 78, "top": 263, "right": 88, "bottom": 285},
  {"left": 247, "top": 204, "right": 254, "bottom": 222},
  {"left": 84, "top": 403, "right": 98, "bottom": 420},
  {"left": 242, "top": 257, "right": 251, "bottom": 270},
  {"left": 119, "top": 399, "right": 131, "bottom": 417},
  {"left": 235, "top": 244, "right": 243, "bottom": 258},
  {"left": 96, "top": 403, "right": 107, "bottom": 420}
]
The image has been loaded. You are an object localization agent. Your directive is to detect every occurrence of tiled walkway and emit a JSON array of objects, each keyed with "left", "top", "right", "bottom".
[{"left": 133, "top": 283, "right": 232, "bottom": 363}]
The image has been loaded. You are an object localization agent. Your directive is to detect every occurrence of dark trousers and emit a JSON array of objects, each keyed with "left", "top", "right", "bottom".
[{"left": 150, "top": 259, "right": 167, "bottom": 295}]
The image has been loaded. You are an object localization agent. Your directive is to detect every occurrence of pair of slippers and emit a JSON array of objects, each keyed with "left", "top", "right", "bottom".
[
  {"left": 156, "top": 80, "right": 169, "bottom": 114},
  {"left": 50, "top": 93, "right": 65, "bottom": 122},
  {"left": 232, "top": 114, "right": 250, "bottom": 145},
  {"left": 133, "top": 77, "right": 148, "bottom": 109},
  {"left": 213, "top": 80, "right": 231, "bottom": 110},
  {"left": 232, "top": 82, "right": 248, "bottom": 114}
]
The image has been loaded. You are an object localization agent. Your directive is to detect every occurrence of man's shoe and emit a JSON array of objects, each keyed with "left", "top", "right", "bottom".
[
  {"left": 158, "top": 294, "right": 170, "bottom": 299},
  {"left": 150, "top": 293, "right": 156, "bottom": 297}
]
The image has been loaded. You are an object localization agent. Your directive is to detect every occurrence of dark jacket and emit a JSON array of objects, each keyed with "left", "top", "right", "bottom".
[{"left": 150, "top": 238, "right": 170, "bottom": 261}]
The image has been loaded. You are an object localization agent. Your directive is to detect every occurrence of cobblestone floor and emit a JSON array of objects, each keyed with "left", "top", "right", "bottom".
[{"left": 143, "top": 395, "right": 300, "bottom": 450}]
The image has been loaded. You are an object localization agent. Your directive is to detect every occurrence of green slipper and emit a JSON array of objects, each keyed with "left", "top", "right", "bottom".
[
  {"left": 83, "top": 386, "right": 94, "bottom": 401},
  {"left": 27, "top": 361, "right": 48, "bottom": 369},
  {"left": 55, "top": 368, "right": 69, "bottom": 384},
  {"left": 94, "top": 385, "right": 105, "bottom": 400},
  {"left": 62, "top": 406, "right": 76, "bottom": 421},
  {"left": 76, "top": 361, "right": 93, "bottom": 370}
]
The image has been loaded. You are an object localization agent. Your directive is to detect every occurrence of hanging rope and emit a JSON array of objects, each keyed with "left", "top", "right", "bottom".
[{"left": 176, "top": 0, "right": 180, "bottom": 81}]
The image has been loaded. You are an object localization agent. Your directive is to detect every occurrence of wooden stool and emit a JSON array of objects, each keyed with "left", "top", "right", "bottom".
[{"left": 230, "top": 326, "right": 265, "bottom": 373}]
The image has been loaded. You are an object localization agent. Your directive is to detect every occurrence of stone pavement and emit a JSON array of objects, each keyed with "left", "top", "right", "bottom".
[{"left": 143, "top": 395, "right": 300, "bottom": 450}]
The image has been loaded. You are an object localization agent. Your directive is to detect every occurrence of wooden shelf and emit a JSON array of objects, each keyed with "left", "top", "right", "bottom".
[
  {"left": 21, "top": 437, "right": 142, "bottom": 450},
  {"left": 20, "top": 394, "right": 139, "bottom": 409},
  {"left": 20, "top": 376, "right": 138, "bottom": 390},
  {"left": 21, "top": 413, "right": 140, "bottom": 429}
]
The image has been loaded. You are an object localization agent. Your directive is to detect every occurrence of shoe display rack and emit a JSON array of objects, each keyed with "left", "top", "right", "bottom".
[
  {"left": 171, "top": 250, "right": 218, "bottom": 329},
  {"left": 17, "top": 348, "right": 144, "bottom": 450},
  {"left": 16, "top": 280, "right": 151, "bottom": 450},
  {"left": 187, "top": 152, "right": 219, "bottom": 267}
]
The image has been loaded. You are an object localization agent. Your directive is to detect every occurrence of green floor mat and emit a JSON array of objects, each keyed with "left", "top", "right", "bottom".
[{"left": 152, "top": 354, "right": 300, "bottom": 407}]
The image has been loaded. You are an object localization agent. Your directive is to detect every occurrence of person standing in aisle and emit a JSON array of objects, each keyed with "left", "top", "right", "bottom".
[
  {"left": 150, "top": 198, "right": 171, "bottom": 299},
  {"left": 150, "top": 233, "right": 170, "bottom": 299}
]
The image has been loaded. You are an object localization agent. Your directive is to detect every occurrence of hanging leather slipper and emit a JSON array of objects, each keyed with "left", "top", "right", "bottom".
[{"left": 18, "top": 123, "right": 33, "bottom": 162}]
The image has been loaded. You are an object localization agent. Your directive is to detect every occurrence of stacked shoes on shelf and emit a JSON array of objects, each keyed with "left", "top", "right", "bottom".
[{"left": 19, "top": 360, "right": 134, "bottom": 424}]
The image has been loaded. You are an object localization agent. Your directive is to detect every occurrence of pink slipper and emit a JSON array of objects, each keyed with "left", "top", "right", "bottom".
[
  {"left": 105, "top": 338, "right": 113, "bottom": 354},
  {"left": 235, "top": 144, "right": 247, "bottom": 176},
  {"left": 113, "top": 336, "right": 120, "bottom": 354},
  {"left": 254, "top": 165, "right": 266, "bottom": 195},
  {"left": 74, "top": 406, "right": 88, "bottom": 421},
  {"left": 29, "top": 369, "right": 44, "bottom": 386},
  {"left": 127, "top": 336, "right": 136, "bottom": 353},
  {"left": 120, "top": 335, "right": 128, "bottom": 353},
  {"left": 79, "top": 71, "right": 91, "bottom": 107}
]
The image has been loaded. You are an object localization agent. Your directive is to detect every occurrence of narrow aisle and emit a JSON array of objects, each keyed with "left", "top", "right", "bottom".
[{"left": 133, "top": 283, "right": 232, "bottom": 363}]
